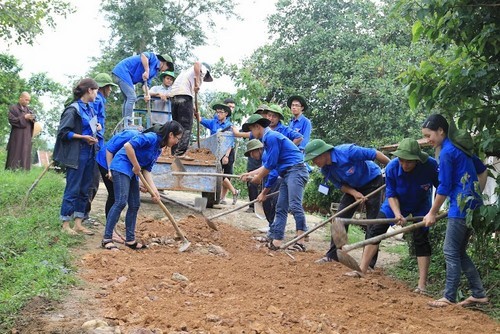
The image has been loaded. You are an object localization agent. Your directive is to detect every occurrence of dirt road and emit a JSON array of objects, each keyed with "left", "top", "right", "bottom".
[{"left": 12, "top": 185, "right": 499, "bottom": 333}]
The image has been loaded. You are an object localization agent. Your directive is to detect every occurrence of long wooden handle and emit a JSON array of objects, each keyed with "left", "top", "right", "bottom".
[
  {"left": 336, "top": 215, "right": 426, "bottom": 226},
  {"left": 195, "top": 92, "right": 200, "bottom": 148},
  {"left": 159, "top": 193, "right": 197, "bottom": 211},
  {"left": 23, "top": 161, "right": 54, "bottom": 207},
  {"left": 342, "top": 212, "right": 448, "bottom": 252},
  {"left": 280, "top": 184, "right": 386, "bottom": 249},
  {"left": 138, "top": 172, "right": 187, "bottom": 241},
  {"left": 144, "top": 81, "right": 152, "bottom": 125},
  {"left": 207, "top": 191, "right": 279, "bottom": 220},
  {"left": 172, "top": 171, "right": 241, "bottom": 178}
]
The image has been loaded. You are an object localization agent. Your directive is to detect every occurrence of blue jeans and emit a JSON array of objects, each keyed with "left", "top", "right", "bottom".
[
  {"left": 103, "top": 171, "right": 140, "bottom": 242},
  {"left": 268, "top": 164, "right": 309, "bottom": 240},
  {"left": 113, "top": 74, "right": 136, "bottom": 121},
  {"left": 60, "top": 145, "right": 95, "bottom": 221},
  {"left": 443, "top": 218, "right": 486, "bottom": 302}
]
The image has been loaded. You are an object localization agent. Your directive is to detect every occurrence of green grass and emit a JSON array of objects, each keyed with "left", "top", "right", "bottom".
[
  {"left": 0, "top": 153, "right": 84, "bottom": 330},
  {"left": 381, "top": 242, "right": 409, "bottom": 256}
]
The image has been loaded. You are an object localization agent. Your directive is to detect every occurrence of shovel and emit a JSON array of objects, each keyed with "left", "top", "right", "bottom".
[
  {"left": 22, "top": 161, "right": 54, "bottom": 208},
  {"left": 138, "top": 172, "right": 191, "bottom": 252},
  {"left": 280, "top": 185, "right": 386, "bottom": 250},
  {"left": 336, "top": 212, "right": 448, "bottom": 271},
  {"left": 158, "top": 193, "right": 216, "bottom": 231},
  {"left": 144, "top": 81, "right": 152, "bottom": 126},
  {"left": 331, "top": 215, "right": 429, "bottom": 249},
  {"left": 195, "top": 91, "right": 200, "bottom": 148},
  {"left": 206, "top": 191, "right": 279, "bottom": 224}
]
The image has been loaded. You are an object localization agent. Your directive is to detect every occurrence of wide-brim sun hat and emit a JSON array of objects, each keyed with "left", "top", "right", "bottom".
[
  {"left": 245, "top": 139, "right": 264, "bottom": 157},
  {"left": 94, "top": 73, "right": 118, "bottom": 88},
  {"left": 160, "top": 71, "right": 176, "bottom": 80},
  {"left": 32, "top": 121, "right": 43, "bottom": 138},
  {"left": 392, "top": 138, "right": 428, "bottom": 163},
  {"left": 242, "top": 114, "right": 271, "bottom": 132},
  {"left": 157, "top": 54, "right": 174, "bottom": 71},
  {"left": 304, "top": 139, "right": 333, "bottom": 162},
  {"left": 287, "top": 95, "right": 308, "bottom": 111},
  {"left": 212, "top": 103, "right": 231, "bottom": 117},
  {"left": 255, "top": 104, "right": 271, "bottom": 115},
  {"left": 268, "top": 104, "right": 284, "bottom": 120},
  {"left": 201, "top": 62, "right": 213, "bottom": 82}
]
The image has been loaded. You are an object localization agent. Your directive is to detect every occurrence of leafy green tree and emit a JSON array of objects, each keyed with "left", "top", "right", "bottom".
[
  {"left": 90, "top": 0, "right": 238, "bottom": 137},
  {"left": 230, "top": 0, "right": 431, "bottom": 148},
  {"left": 0, "top": 0, "right": 74, "bottom": 45}
]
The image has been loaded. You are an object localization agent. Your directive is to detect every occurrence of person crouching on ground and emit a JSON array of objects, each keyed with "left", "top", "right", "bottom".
[
  {"left": 240, "top": 115, "right": 309, "bottom": 251},
  {"left": 101, "top": 121, "right": 184, "bottom": 250},
  {"left": 304, "top": 139, "right": 390, "bottom": 264},
  {"left": 421, "top": 114, "right": 489, "bottom": 308},
  {"left": 344, "top": 138, "right": 438, "bottom": 292},
  {"left": 53, "top": 78, "right": 101, "bottom": 236}
]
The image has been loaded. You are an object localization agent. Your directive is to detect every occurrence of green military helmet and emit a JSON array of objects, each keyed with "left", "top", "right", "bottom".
[
  {"left": 94, "top": 73, "right": 118, "bottom": 88},
  {"left": 304, "top": 139, "right": 333, "bottom": 162},
  {"left": 160, "top": 71, "right": 176, "bottom": 80},
  {"left": 267, "top": 104, "right": 284, "bottom": 120},
  {"left": 245, "top": 139, "right": 264, "bottom": 157}
]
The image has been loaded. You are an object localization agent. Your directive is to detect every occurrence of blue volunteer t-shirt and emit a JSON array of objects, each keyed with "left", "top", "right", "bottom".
[
  {"left": 92, "top": 91, "right": 106, "bottom": 148},
  {"left": 96, "top": 130, "right": 140, "bottom": 170},
  {"left": 437, "top": 138, "right": 483, "bottom": 218},
  {"left": 261, "top": 128, "right": 303, "bottom": 186},
  {"left": 321, "top": 144, "right": 381, "bottom": 189},
  {"left": 112, "top": 52, "right": 160, "bottom": 87},
  {"left": 380, "top": 157, "right": 439, "bottom": 218},
  {"left": 200, "top": 117, "right": 235, "bottom": 147},
  {"left": 110, "top": 132, "right": 162, "bottom": 178},
  {"left": 67, "top": 100, "right": 96, "bottom": 140},
  {"left": 288, "top": 114, "right": 312, "bottom": 150}
]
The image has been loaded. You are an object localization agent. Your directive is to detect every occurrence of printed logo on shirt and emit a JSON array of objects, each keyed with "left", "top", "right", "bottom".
[
  {"left": 420, "top": 183, "right": 432, "bottom": 191},
  {"left": 346, "top": 166, "right": 355, "bottom": 175}
]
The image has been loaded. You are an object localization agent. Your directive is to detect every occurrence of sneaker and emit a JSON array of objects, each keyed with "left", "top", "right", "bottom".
[
  {"left": 219, "top": 199, "right": 227, "bottom": 205},
  {"left": 258, "top": 226, "right": 270, "bottom": 233},
  {"left": 232, "top": 190, "right": 240, "bottom": 205},
  {"left": 315, "top": 256, "right": 334, "bottom": 264}
]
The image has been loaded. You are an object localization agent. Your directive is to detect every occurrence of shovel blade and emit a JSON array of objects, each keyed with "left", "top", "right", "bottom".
[
  {"left": 194, "top": 197, "right": 208, "bottom": 212},
  {"left": 254, "top": 201, "right": 266, "bottom": 220},
  {"left": 179, "top": 240, "right": 191, "bottom": 252},
  {"left": 171, "top": 157, "right": 187, "bottom": 172},
  {"left": 337, "top": 250, "right": 361, "bottom": 272},
  {"left": 331, "top": 219, "right": 348, "bottom": 248}
]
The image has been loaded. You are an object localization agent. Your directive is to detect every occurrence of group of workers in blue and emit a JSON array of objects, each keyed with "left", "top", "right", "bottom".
[{"left": 52, "top": 51, "right": 489, "bottom": 309}]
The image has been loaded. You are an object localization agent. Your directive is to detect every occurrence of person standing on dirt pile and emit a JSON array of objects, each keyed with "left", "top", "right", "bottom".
[
  {"left": 196, "top": 102, "right": 239, "bottom": 205},
  {"left": 101, "top": 121, "right": 184, "bottom": 251},
  {"left": 169, "top": 61, "right": 213, "bottom": 160},
  {"left": 287, "top": 95, "right": 311, "bottom": 152},
  {"left": 5, "top": 92, "right": 35, "bottom": 171},
  {"left": 112, "top": 52, "right": 174, "bottom": 124},
  {"left": 240, "top": 114, "right": 309, "bottom": 251},
  {"left": 304, "top": 139, "right": 390, "bottom": 264},
  {"left": 149, "top": 71, "right": 175, "bottom": 124},
  {"left": 421, "top": 114, "right": 489, "bottom": 308},
  {"left": 53, "top": 78, "right": 101, "bottom": 236},
  {"left": 344, "top": 138, "right": 439, "bottom": 289},
  {"left": 82, "top": 73, "right": 118, "bottom": 225}
]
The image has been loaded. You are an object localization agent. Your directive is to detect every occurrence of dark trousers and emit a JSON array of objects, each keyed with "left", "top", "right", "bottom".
[
  {"left": 247, "top": 182, "right": 260, "bottom": 209},
  {"left": 171, "top": 95, "right": 193, "bottom": 156},
  {"left": 84, "top": 161, "right": 100, "bottom": 219},
  {"left": 326, "top": 175, "right": 384, "bottom": 268},
  {"left": 98, "top": 164, "right": 115, "bottom": 219},
  {"left": 263, "top": 177, "right": 282, "bottom": 225}
]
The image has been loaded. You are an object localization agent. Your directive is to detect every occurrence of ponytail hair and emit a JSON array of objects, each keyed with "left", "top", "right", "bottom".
[
  {"left": 144, "top": 120, "right": 184, "bottom": 147},
  {"left": 73, "top": 78, "right": 99, "bottom": 101},
  {"left": 422, "top": 114, "right": 449, "bottom": 134}
]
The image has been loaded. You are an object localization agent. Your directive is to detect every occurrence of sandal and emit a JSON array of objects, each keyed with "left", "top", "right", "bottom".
[
  {"left": 74, "top": 226, "right": 95, "bottom": 236},
  {"left": 232, "top": 190, "right": 240, "bottom": 205},
  {"left": 125, "top": 241, "right": 148, "bottom": 250},
  {"left": 266, "top": 239, "right": 280, "bottom": 251},
  {"left": 428, "top": 298, "right": 453, "bottom": 308},
  {"left": 413, "top": 287, "right": 430, "bottom": 296},
  {"left": 288, "top": 243, "right": 306, "bottom": 252},
  {"left": 344, "top": 271, "right": 363, "bottom": 278},
  {"left": 458, "top": 296, "right": 489, "bottom": 307},
  {"left": 101, "top": 239, "right": 119, "bottom": 250}
]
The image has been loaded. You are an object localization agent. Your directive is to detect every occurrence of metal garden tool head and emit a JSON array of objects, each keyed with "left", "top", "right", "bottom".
[
  {"left": 194, "top": 197, "right": 208, "bottom": 212},
  {"left": 335, "top": 212, "right": 448, "bottom": 272},
  {"left": 331, "top": 218, "right": 349, "bottom": 248}
]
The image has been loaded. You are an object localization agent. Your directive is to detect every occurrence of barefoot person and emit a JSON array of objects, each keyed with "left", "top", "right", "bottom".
[
  {"left": 421, "top": 114, "right": 489, "bottom": 308},
  {"left": 101, "top": 121, "right": 184, "bottom": 250},
  {"left": 346, "top": 138, "right": 438, "bottom": 290},
  {"left": 304, "top": 139, "right": 390, "bottom": 264},
  {"left": 53, "top": 79, "right": 101, "bottom": 235},
  {"left": 240, "top": 115, "right": 309, "bottom": 251}
]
